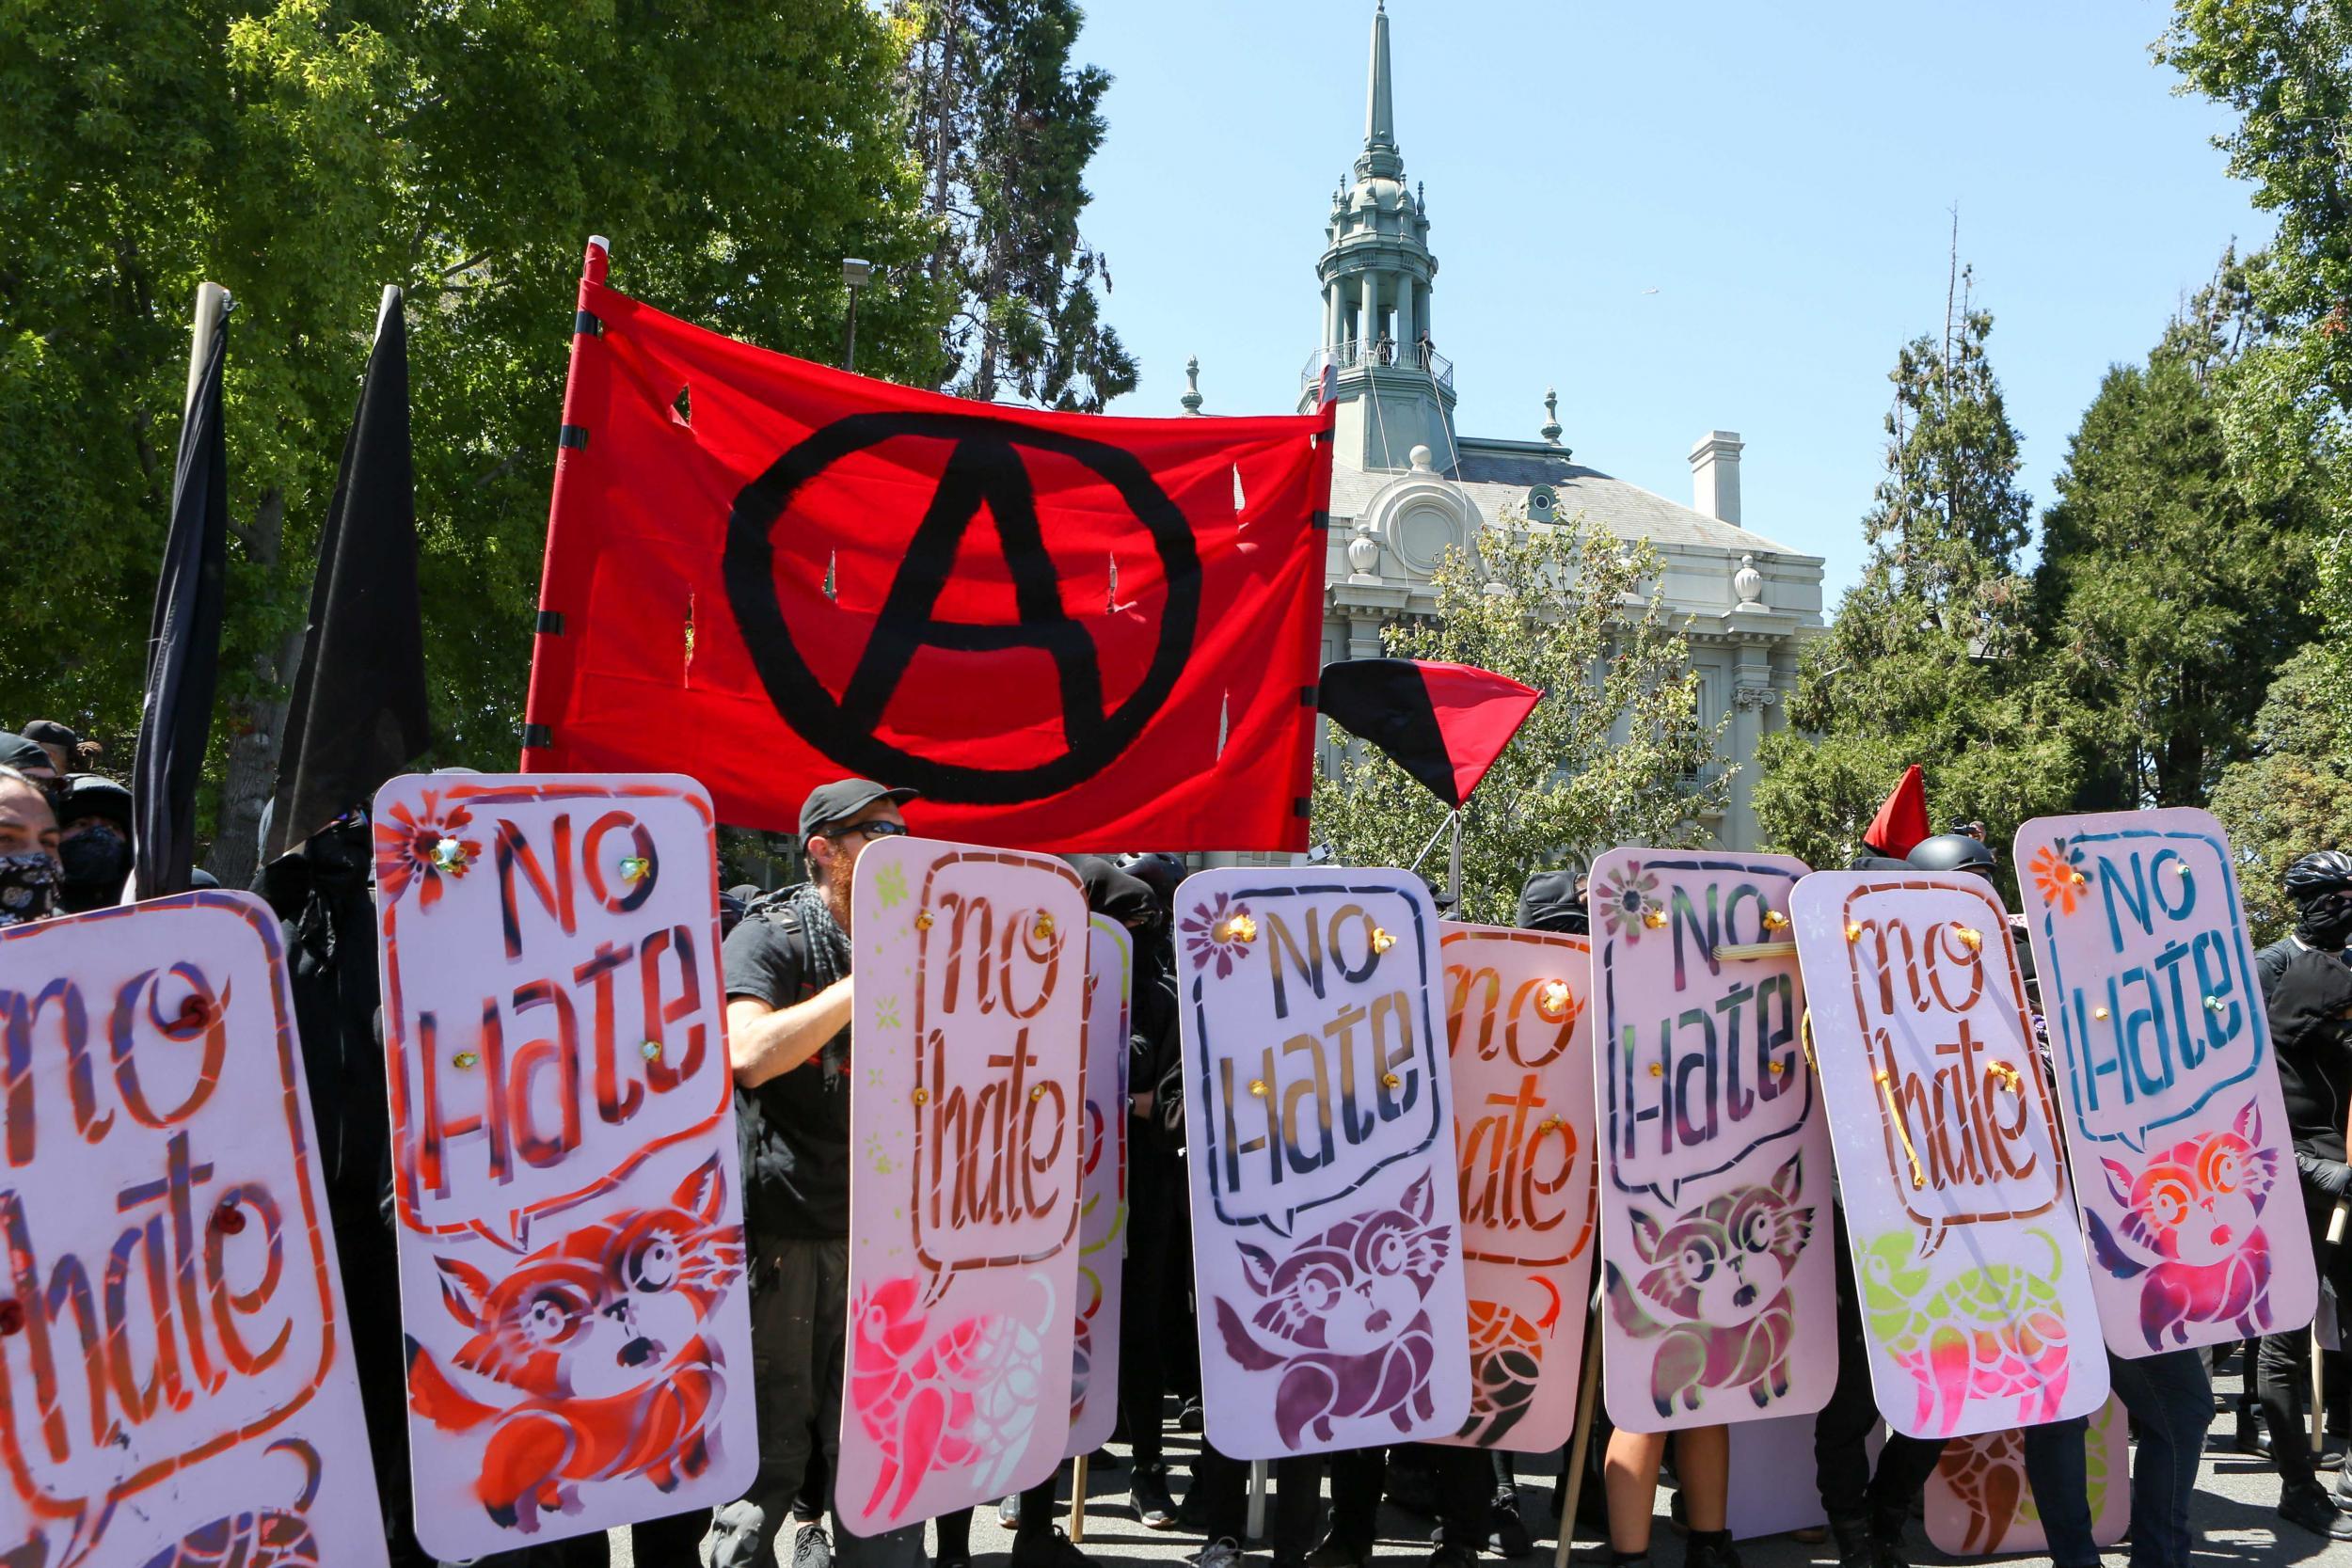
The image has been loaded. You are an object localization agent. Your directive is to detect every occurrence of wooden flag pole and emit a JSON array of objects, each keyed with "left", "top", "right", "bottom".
[
  {"left": 1247, "top": 1458, "right": 1269, "bottom": 1543},
  {"left": 1069, "top": 1454, "right": 1089, "bottom": 1543},
  {"left": 1553, "top": 1292, "right": 1607, "bottom": 1568}
]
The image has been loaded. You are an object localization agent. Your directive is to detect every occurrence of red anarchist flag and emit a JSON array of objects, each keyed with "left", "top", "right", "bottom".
[
  {"left": 1862, "top": 764, "right": 1931, "bottom": 859},
  {"left": 521, "top": 244, "right": 1333, "bottom": 851},
  {"left": 1317, "top": 658, "right": 1542, "bottom": 810}
]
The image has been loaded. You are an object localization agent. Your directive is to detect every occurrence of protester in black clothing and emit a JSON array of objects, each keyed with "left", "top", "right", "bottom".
[
  {"left": 2253, "top": 849, "right": 2352, "bottom": 1541},
  {"left": 709, "top": 778, "right": 930, "bottom": 1568},
  {"left": 55, "top": 772, "right": 132, "bottom": 911}
]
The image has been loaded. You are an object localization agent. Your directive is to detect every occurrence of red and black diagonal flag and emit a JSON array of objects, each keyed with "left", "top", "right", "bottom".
[
  {"left": 1318, "top": 657, "right": 1542, "bottom": 810},
  {"left": 263, "top": 285, "right": 430, "bottom": 862}
]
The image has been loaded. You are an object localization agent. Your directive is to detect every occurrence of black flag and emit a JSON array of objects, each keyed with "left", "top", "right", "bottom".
[
  {"left": 133, "top": 289, "right": 231, "bottom": 897},
  {"left": 263, "top": 287, "right": 429, "bottom": 862}
]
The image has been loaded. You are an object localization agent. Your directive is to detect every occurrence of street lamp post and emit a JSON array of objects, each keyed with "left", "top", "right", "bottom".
[{"left": 841, "top": 257, "right": 872, "bottom": 372}]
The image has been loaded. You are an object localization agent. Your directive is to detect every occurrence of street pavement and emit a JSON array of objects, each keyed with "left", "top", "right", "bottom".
[{"left": 612, "top": 1352, "right": 2349, "bottom": 1567}]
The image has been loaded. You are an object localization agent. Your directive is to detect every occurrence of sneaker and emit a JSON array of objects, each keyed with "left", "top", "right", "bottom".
[
  {"left": 794, "top": 1521, "right": 834, "bottom": 1568},
  {"left": 1132, "top": 1463, "right": 1179, "bottom": 1529},
  {"left": 1191, "top": 1539, "right": 1248, "bottom": 1568},
  {"left": 1000, "top": 1495, "right": 1023, "bottom": 1528},
  {"left": 2233, "top": 1406, "right": 2269, "bottom": 1456},
  {"left": 1179, "top": 1396, "right": 1206, "bottom": 1433},
  {"left": 1009, "top": 1528, "right": 1092, "bottom": 1568},
  {"left": 2279, "top": 1483, "right": 2352, "bottom": 1542},
  {"left": 1489, "top": 1492, "right": 1534, "bottom": 1559}
]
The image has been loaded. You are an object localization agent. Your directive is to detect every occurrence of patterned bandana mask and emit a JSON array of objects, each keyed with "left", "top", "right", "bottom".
[{"left": 0, "top": 849, "right": 62, "bottom": 926}]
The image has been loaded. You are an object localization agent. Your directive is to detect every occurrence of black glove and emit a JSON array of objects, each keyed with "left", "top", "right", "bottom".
[{"left": 2296, "top": 1150, "right": 2352, "bottom": 1199}]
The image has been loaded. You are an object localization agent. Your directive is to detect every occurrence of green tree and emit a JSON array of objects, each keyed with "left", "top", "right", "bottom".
[
  {"left": 2030, "top": 299, "right": 2321, "bottom": 809},
  {"left": 1756, "top": 265, "right": 2074, "bottom": 873},
  {"left": 1311, "top": 513, "right": 1724, "bottom": 926},
  {"left": 1, "top": 1, "right": 948, "bottom": 885},
  {"left": 2208, "top": 646, "right": 2352, "bottom": 941},
  {"left": 895, "top": 0, "right": 1136, "bottom": 409}
]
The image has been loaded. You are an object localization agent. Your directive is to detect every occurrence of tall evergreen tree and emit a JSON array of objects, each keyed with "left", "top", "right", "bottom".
[
  {"left": 2032, "top": 288, "right": 2320, "bottom": 810},
  {"left": 1756, "top": 261, "right": 2074, "bottom": 872},
  {"left": 896, "top": 0, "right": 1136, "bottom": 410}
]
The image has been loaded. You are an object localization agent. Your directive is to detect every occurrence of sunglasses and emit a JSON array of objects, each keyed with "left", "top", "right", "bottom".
[{"left": 820, "top": 818, "right": 909, "bottom": 843}]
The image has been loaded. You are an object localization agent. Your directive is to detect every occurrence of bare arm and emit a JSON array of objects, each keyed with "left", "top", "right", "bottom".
[{"left": 728, "top": 979, "right": 852, "bottom": 1090}]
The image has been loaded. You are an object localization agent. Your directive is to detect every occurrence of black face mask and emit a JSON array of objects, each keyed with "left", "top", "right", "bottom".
[
  {"left": 0, "top": 850, "right": 62, "bottom": 927},
  {"left": 2297, "top": 890, "right": 2352, "bottom": 953},
  {"left": 59, "top": 826, "right": 128, "bottom": 889},
  {"left": 307, "top": 816, "right": 373, "bottom": 885}
]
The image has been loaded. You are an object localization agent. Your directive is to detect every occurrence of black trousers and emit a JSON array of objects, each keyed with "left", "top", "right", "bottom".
[
  {"left": 1120, "top": 1128, "right": 1176, "bottom": 1468},
  {"left": 1189, "top": 1444, "right": 1327, "bottom": 1556},
  {"left": 2257, "top": 1183, "right": 2352, "bottom": 1496}
]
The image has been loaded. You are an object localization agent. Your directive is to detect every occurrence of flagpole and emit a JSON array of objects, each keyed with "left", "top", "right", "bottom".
[
  {"left": 375, "top": 282, "right": 403, "bottom": 341},
  {"left": 1445, "top": 808, "right": 1463, "bottom": 910},
  {"left": 183, "top": 281, "right": 230, "bottom": 420}
]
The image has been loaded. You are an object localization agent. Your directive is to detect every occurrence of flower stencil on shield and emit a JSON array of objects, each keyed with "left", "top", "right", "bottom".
[
  {"left": 1597, "top": 863, "right": 1661, "bottom": 943},
  {"left": 374, "top": 791, "right": 483, "bottom": 909},
  {"left": 2029, "top": 842, "right": 2090, "bottom": 916},
  {"left": 1184, "top": 892, "right": 1259, "bottom": 977}
]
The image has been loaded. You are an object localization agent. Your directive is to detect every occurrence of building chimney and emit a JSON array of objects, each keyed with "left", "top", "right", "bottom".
[{"left": 1689, "top": 430, "right": 1743, "bottom": 527}]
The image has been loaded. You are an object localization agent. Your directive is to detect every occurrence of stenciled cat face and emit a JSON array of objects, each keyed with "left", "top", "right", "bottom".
[
  {"left": 1626, "top": 1149, "right": 1812, "bottom": 1328},
  {"left": 434, "top": 1157, "right": 741, "bottom": 1400},
  {"left": 1233, "top": 1172, "right": 1451, "bottom": 1355},
  {"left": 2102, "top": 1101, "right": 2276, "bottom": 1268}
]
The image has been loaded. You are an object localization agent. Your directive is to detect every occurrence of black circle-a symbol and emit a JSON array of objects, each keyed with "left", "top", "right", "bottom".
[{"left": 723, "top": 412, "right": 1204, "bottom": 803}]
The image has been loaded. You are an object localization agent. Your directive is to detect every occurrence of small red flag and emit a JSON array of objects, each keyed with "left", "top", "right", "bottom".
[{"left": 1862, "top": 764, "right": 1931, "bottom": 859}]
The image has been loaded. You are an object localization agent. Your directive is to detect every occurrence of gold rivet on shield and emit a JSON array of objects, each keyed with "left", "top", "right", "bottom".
[
  {"left": 1648, "top": 1062, "right": 1664, "bottom": 1079},
  {"left": 914, "top": 910, "right": 933, "bottom": 930},
  {"left": 1371, "top": 926, "right": 1396, "bottom": 953},
  {"left": 1538, "top": 1117, "right": 1562, "bottom": 1132},
  {"left": 619, "top": 855, "right": 650, "bottom": 884},
  {"left": 1382, "top": 1072, "right": 1402, "bottom": 1089},
  {"left": 1845, "top": 921, "right": 1862, "bottom": 942},
  {"left": 2093, "top": 1006, "right": 2110, "bottom": 1020},
  {"left": 453, "top": 1051, "right": 481, "bottom": 1070},
  {"left": 912, "top": 1087, "right": 930, "bottom": 1105},
  {"left": 1249, "top": 1079, "right": 1268, "bottom": 1097},
  {"left": 2169, "top": 860, "right": 2189, "bottom": 875},
  {"left": 1536, "top": 980, "right": 1572, "bottom": 1022},
  {"left": 1642, "top": 905, "right": 1669, "bottom": 929},
  {"left": 640, "top": 1039, "right": 662, "bottom": 1062},
  {"left": 2204, "top": 994, "right": 2225, "bottom": 1012},
  {"left": 1768, "top": 1059, "right": 1786, "bottom": 1077},
  {"left": 1955, "top": 927, "right": 1982, "bottom": 952},
  {"left": 1762, "top": 910, "right": 1789, "bottom": 932},
  {"left": 2071, "top": 872, "right": 2087, "bottom": 887},
  {"left": 1990, "top": 1062, "right": 2021, "bottom": 1092},
  {"left": 1034, "top": 913, "right": 1055, "bottom": 940},
  {"left": 1030, "top": 1085, "right": 1046, "bottom": 1101}
]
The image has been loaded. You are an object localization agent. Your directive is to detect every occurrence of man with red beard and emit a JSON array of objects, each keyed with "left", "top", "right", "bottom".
[{"left": 707, "top": 779, "right": 922, "bottom": 1568}]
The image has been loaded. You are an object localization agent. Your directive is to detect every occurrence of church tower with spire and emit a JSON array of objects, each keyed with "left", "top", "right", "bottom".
[{"left": 1300, "top": 0, "right": 1457, "bottom": 471}]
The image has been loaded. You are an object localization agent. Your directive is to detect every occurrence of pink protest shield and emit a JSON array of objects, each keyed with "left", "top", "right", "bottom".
[
  {"left": 1066, "top": 914, "right": 1132, "bottom": 1459},
  {"left": 1178, "top": 867, "right": 1470, "bottom": 1460},
  {"left": 0, "top": 893, "right": 388, "bottom": 1567},
  {"left": 837, "top": 838, "right": 1086, "bottom": 1534},
  {"left": 373, "top": 773, "right": 754, "bottom": 1560},
  {"left": 1589, "top": 849, "right": 1836, "bottom": 1433},
  {"left": 1791, "top": 870, "right": 2110, "bottom": 1440},
  {"left": 1925, "top": 1392, "right": 2131, "bottom": 1555},
  {"left": 1430, "top": 922, "right": 1597, "bottom": 1454},
  {"left": 2014, "top": 809, "right": 2317, "bottom": 1355}
]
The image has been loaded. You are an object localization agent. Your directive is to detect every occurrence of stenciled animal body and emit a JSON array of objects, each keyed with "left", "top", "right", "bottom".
[
  {"left": 850, "top": 1272, "right": 1057, "bottom": 1521},
  {"left": 1859, "top": 1227, "right": 2072, "bottom": 1436},
  {"left": 405, "top": 1157, "right": 743, "bottom": 1532},
  {"left": 138, "top": 1439, "right": 325, "bottom": 1568},
  {"left": 2087, "top": 1100, "right": 2279, "bottom": 1348},
  {"left": 1602, "top": 1149, "right": 1813, "bottom": 1418},
  {"left": 1456, "top": 1285, "right": 1557, "bottom": 1446},
  {"left": 1933, "top": 1427, "right": 2029, "bottom": 1555},
  {"left": 1213, "top": 1172, "right": 1454, "bottom": 1449}
]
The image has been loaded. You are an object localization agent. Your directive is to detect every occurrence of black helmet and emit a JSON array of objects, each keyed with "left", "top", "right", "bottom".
[
  {"left": 1516, "top": 869, "right": 1588, "bottom": 935},
  {"left": 1116, "top": 852, "right": 1185, "bottom": 895},
  {"left": 1907, "top": 833, "right": 1997, "bottom": 878},
  {"left": 2283, "top": 850, "right": 2352, "bottom": 904}
]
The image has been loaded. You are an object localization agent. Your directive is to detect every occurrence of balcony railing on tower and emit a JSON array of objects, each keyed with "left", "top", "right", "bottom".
[{"left": 1300, "top": 339, "right": 1455, "bottom": 395}]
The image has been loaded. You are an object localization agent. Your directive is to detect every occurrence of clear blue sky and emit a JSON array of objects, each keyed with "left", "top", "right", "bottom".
[{"left": 1072, "top": 0, "right": 2267, "bottom": 597}]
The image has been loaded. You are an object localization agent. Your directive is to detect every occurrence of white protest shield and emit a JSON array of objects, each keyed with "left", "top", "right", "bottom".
[
  {"left": 1791, "top": 870, "right": 2109, "bottom": 1440},
  {"left": 0, "top": 892, "right": 388, "bottom": 1568},
  {"left": 1177, "top": 866, "right": 1470, "bottom": 1461},
  {"left": 1430, "top": 921, "right": 1597, "bottom": 1454},
  {"left": 836, "top": 837, "right": 1086, "bottom": 1535},
  {"left": 1066, "top": 914, "right": 1132, "bottom": 1459},
  {"left": 2013, "top": 808, "right": 2317, "bottom": 1355},
  {"left": 1925, "top": 1391, "right": 2132, "bottom": 1556},
  {"left": 1589, "top": 848, "right": 1837, "bottom": 1433},
  {"left": 373, "top": 773, "right": 753, "bottom": 1560}
]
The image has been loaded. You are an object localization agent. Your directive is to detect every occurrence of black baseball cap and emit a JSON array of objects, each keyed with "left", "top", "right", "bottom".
[{"left": 800, "top": 778, "right": 919, "bottom": 845}]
